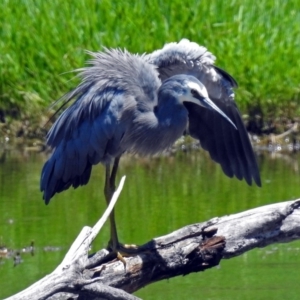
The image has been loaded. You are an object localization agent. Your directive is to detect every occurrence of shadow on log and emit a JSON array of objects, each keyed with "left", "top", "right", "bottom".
[{"left": 5, "top": 177, "right": 300, "bottom": 300}]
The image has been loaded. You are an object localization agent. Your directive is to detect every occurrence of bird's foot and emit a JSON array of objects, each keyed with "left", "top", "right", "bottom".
[{"left": 107, "top": 241, "right": 143, "bottom": 266}]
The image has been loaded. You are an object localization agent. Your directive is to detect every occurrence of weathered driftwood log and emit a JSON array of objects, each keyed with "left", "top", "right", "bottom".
[{"left": 5, "top": 177, "right": 300, "bottom": 300}]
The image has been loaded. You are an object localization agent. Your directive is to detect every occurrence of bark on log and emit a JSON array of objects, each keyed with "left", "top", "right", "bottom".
[{"left": 5, "top": 188, "right": 300, "bottom": 300}]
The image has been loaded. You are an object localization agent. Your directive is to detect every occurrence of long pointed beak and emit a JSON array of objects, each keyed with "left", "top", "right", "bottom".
[{"left": 201, "top": 97, "right": 237, "bottom": 130}]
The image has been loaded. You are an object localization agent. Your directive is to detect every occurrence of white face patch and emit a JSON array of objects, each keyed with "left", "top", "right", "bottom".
[
  {"left": 180, "top": 80, "right": 237, "bottom": 129},
  {"left": 178, "top": 80, "right": 209, "bottom": 105},
  {"left": 187, "top": 81, "right": 209, "bottom": 99}
]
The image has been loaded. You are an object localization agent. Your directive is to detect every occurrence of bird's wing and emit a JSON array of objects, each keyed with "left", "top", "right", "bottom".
[
  {"left": 146, "top": 39, "right": 261, "bottom": 186},
  {"left": 41, "top": 49, "right": 161, "bottom": 203}
]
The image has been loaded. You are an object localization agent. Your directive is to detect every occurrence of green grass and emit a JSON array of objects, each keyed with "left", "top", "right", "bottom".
[{"left": 1, "top": 0, "right": 300, "bottom": 118}]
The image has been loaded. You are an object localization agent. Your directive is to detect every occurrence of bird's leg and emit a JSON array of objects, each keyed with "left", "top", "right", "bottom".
[
  {"left": 104, "top": 158, "right": 120, "bottom": 252},
  {"left": 104, "top": 162, "right": 118, "bottom": 252},
  {"left": 104, "top": 157, "right": 140, "bottom": 259}
]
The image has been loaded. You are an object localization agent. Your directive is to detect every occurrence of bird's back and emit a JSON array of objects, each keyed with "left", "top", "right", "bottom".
[{"left": 41, "top": 49, "right": 161, "bottom": 202}]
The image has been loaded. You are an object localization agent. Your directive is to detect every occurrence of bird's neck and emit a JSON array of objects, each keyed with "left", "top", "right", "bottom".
[
  {"left": 121, "top": 92, "right": 188, "bottom": 156},
  {"left": 156, "top": 89, "right": 187, "bottom": 123},
  {"left": 154, "top": 91, "right": 188, "bottom": 140}
]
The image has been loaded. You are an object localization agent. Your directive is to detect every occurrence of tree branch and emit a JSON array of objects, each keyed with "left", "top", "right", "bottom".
[{"left": 5, "top": 196, "right": 300, "bottom": 300}]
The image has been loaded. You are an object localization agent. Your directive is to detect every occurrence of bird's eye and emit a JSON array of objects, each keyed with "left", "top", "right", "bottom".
[{"left": 191, "top": 89, "right": 198, "bottom": 97}]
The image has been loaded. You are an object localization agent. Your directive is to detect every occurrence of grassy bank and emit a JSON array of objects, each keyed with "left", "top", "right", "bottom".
[{"left": 1, "top": 0, "right": 300, "bottom": 121}]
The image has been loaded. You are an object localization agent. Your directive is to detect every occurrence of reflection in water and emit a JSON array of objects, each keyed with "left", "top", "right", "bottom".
[{"left": 0, "top": 148, "right": 300, "bottom": 299}]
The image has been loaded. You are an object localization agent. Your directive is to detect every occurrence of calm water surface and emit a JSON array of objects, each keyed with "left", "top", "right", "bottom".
[{"left": 1, "top": 147, "right": 300, "bottom": 299}]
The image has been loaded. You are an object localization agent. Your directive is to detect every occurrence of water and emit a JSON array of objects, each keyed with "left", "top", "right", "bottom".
[{"left": 1, "top": 147, "right": 300, "bottom": 299}]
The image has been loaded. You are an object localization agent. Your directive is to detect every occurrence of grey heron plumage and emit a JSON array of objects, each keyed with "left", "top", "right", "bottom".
[{"left": 41, "top": 39, "right": 261, "bottom": 252}]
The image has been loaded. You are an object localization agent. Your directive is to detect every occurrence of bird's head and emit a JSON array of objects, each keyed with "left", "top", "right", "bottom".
[{"left": 167, "top": 75, "right": 237, "bottom": 130}]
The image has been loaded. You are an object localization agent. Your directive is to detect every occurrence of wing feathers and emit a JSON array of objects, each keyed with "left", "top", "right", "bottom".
[{"left": 152, "top": 39, "right": 261, "bottom": 186}]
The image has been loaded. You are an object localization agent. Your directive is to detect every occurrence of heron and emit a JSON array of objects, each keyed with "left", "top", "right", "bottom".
[{"left": 41, "top": 39, "right": 261, "bottom": 255}]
